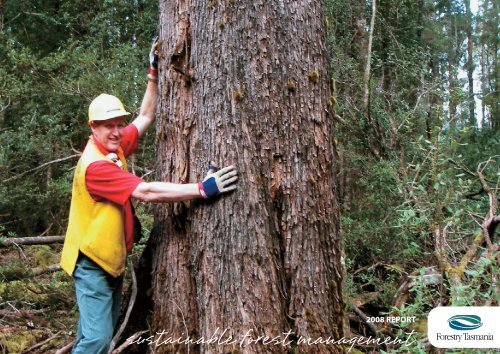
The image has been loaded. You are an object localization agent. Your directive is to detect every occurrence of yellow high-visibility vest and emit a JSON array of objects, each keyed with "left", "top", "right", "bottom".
[{"left": 60, "top": 139, "right": 128, "bottom": 278}]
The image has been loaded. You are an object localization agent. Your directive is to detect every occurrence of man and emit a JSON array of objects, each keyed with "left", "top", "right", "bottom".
[{"left": 60, "top": 40, "right": 238, "bottom": 354}]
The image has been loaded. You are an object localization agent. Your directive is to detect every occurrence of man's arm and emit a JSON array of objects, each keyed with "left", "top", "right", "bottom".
[
  {"left": 132, "top": 181, "right": 201, "bottom": 202},
  {"left": 132, "top": 79, "right": 158, "bottom": 137},
  {"left": 131, "top": 165, "right": 238, "bottom": 202},
  {"left": 132, "top": 38, "right": 159, "bottom": 137}
]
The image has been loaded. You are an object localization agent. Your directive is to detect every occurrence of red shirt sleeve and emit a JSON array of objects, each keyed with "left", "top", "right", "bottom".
[
  {"left": 121, "top": 124, "right": 140, "bottom": 157},
  {"left": 86, "top": 161, "right": 144, "bottom": 205}
]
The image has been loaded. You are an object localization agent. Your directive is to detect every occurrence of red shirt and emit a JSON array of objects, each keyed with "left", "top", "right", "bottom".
[{"left": 85, "top": 124, "right": 144, "bottom": 252}]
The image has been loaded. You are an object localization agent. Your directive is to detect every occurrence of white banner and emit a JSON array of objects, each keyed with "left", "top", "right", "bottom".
[{"left": 428, "top": 306, "right": 500, "bottom": 348}]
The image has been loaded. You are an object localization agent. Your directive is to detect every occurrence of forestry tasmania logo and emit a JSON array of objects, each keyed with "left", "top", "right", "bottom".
[
  {"left": 428, "top": 307, "right": 500, "bottom": 349},
  {"left": 447, "top": 315, "right": 482, "bottom": 331}
]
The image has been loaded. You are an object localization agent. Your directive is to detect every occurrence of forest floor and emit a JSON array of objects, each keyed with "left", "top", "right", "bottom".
[
  {"left": 1, "top": 244, "right": 427, "bottom": 354},
  {"left": 0, "top": 245, "right": 76, "bottom": 353},
  {"left": 0, "top": 244, "right": 147, "bottom": 354}
]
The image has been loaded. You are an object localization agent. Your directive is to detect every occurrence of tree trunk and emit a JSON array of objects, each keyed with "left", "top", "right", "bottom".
[
  {"left": 447, "top": 4, "right": 459, "bottom": 126},
  {"left": 479, "top": 4, "right": 487, "bottom": 128},
  {"left": 137, "top": 0, "right": 344, "bottom": 353},
  {"left": 491, "top": 0, "right": 499, "bottom": 131},
  {"left": 427, "top": 53, "right": 441, "bottom": 140},
  {"left": 464, "top": 0, "right": 476, "bottom": 126},
  {"left": 363, "top": 0, "right": 376, "bottom": 113},
  {"left": 0, "top": 0, "right": 4, "bottom": 29}
]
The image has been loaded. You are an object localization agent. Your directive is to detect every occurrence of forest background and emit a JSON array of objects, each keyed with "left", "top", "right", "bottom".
[{"left": 0, "top": 0, "right": 498, "bottom": 353}]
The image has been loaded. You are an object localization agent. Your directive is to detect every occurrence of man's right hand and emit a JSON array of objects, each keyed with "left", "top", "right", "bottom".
[{"left": 199, "top": 165, "right": 239, "bottom": 198}]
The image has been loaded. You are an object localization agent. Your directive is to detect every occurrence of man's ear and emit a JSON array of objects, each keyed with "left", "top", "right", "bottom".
[{"left": 89, "top": 121, "right": 97, "bottom": 133}]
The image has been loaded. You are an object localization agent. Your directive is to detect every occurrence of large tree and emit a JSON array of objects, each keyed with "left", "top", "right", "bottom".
[{"left": 131, "top": 0, "right": 344, "bottom": 352}]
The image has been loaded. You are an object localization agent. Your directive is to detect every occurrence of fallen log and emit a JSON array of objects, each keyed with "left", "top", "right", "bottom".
[{"left": 0, "top": 236, "right": 64, "bottom": 247}]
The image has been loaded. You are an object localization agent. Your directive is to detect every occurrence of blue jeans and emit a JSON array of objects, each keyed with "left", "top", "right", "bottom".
[{"left": 72, "top": 254, "right": 124, "bottom": 354}]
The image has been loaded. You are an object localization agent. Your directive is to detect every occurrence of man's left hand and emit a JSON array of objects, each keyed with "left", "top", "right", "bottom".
[
  {"left": 149, "top": 36, "right": 159, "bottom": 70},
  {"left": 199, "top": 164, "right": 239, "bottom": 198}
]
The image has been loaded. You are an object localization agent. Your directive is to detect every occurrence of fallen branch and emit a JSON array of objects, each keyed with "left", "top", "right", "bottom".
[
  {"left": 109, "top": 263, "right": 138, "bottom": 353},
  {"left": 2, "top": 263, "right": 61, "bottom": 282},
  {"left": 477, "top": 157, "right": 499, "bottom": 250},
  {"left": 0, "top": 308, "right": 47, "bottom": 317},
  {"left": 21, "top": 332, "right": 60, "bottom": 353},
  {"left": 55, "top": 340, "right": 74, "bottom": 354},
  {"left": 350, "top": 303, "right": 379, "bottom": 336},
  {"left": 393, "top": 267, "right": 442, "bottom": 308},
  {"left": 352, "top": 261, "right": 384, "bottom": 276},
  {"left": 111, "top": 330, "right": 148, "bottom": 354},
  {"left": 31, "top": 263, "right": 61, "bottom": 277},
  {"left": 0, "top": 236, "right": 64, "bottom": 247}
]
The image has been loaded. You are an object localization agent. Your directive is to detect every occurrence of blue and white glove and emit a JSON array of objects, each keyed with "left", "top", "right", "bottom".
[{"left": 198, "top": 163, "right": 238, "bottom": 198}]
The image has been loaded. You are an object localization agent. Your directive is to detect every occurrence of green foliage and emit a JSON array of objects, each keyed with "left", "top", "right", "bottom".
[
  {"left": 0, "top": 260, "right": 27, "bottom": 282},
  {"left": 325, "top": 1, "right": 498, "bottom": 347},
  {"left": 0, "top": 0, "right": 497, "bottom": 352},
  {"left": 454, "top": 255, "right": 499, "bottom": 305},
  {"left": 0, "top": 0, "right": 157, "bottom": 237}
]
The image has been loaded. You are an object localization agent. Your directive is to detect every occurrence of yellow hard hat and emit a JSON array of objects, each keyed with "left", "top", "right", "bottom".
[{"left": 88, "top": 94, "right": 131, "bottom": 122}]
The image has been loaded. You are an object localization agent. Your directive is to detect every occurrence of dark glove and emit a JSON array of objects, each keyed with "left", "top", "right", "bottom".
[{"left": 149, "top": 36, "right": 159, "bottom": 70}]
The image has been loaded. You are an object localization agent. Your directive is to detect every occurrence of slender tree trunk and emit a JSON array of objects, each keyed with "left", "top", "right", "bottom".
[
  {"left": 492, "top": 0, "right": 499, "bottom": 130},
  {"left": 350, "top": 0, "right": 367, "bottom": 63},
  {"left": 407, "top": 0, "right": 425, "bottom": 112},
  {"left": 427, "top": 54, "right": 440, "bottom": 140},
  {"left": 479, "top": 3, "right": 487, "bottom": 128},
  {"left": 447, "top": 6, "right": 458, "bottom": 126},
  {"left": 135, "top": 1, "right": 344, "bottom": 353},
  {"left": 363, "top": 0, "right": 376, "bottom": 113},
  {"left": 448, "top": 39, "right": 458, "bottom": 123},
  {"left": 464, "top": 0, "right": 476, "bottom": 126},
  {"left": 0, "top": 0, "right": 5, "bottom": 29}
]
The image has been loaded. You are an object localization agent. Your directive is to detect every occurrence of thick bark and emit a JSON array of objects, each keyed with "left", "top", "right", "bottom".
[{"left": 141, "top": 1, "right": 344, "bottom": 353}]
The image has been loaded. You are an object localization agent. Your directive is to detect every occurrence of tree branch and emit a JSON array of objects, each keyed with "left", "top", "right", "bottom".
[
  {"left": 3, "top": 154, "right": 80, "bottom": 183},
  {"left": 477, "top": 157, "right": 498, "bottom": 218}
]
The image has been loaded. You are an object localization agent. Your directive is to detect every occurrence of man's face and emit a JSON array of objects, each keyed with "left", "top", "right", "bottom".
[{"left": 90, "top": 117, "right": 126, "bottom": 152}]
